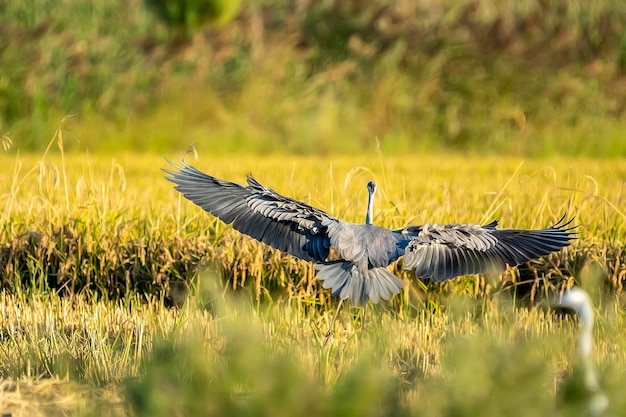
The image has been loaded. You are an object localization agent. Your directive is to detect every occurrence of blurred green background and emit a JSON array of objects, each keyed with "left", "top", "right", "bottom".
[{"left": 2, "top": 0, "right": 626, "bottom": 156}]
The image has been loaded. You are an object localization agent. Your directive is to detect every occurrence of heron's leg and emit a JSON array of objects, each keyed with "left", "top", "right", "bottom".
[
  {"left": 360, "top": 303, "right": 369, "bottom": 338},
  {"left": 324, "top": 298, "right": 345, "bottom": 344}
]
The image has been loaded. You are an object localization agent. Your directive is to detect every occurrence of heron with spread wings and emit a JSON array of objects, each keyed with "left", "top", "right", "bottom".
[{"left": 164, "top": 161, "right": 576, "bottom": 337}]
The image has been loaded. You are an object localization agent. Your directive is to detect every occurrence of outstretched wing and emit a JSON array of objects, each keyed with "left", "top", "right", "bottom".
[
  {"left": 400, "top": 216, "right": 577, "bottom": 282},
  {"left": 164, "top": 160, "right": 337, "bottom": 262}
]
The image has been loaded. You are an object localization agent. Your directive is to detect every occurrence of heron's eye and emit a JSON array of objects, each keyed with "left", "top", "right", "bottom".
[{"left": 311, "top": 226, "right": 319, "bottom": 234}]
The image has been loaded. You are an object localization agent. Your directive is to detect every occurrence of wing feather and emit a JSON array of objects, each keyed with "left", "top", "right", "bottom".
[
  {"left": 164, "top": 161, "right": 339, "bottom": 262},
  {"left": 400, "top": 219, "right": 576, "bottom": 282}
]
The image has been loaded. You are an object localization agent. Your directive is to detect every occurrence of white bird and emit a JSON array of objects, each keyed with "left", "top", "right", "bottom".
[{"left": 553, "top": 287, "right": 608, "bottom": 416}]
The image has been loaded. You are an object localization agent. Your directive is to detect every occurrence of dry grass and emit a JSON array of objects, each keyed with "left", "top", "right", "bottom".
[
  {"left": 0, "top": 146, "right": 624, "bottom": 303},
  {"left": 0, "top": 378, "right": 124, "bottom": 417},
  {"left": 1, "top": 280, "right": 626, "bottom": 416}
]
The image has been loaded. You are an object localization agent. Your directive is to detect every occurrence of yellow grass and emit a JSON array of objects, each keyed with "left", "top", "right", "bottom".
[
  {"left": 1, "top": 148, "right": 625, "bottom": 416},
  {"left": 1, "top": 150, "right": 624, "bottom": 300}
]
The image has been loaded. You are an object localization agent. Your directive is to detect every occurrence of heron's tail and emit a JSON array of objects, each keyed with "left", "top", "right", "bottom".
[{"left": 314, "top": 261, "right": 406, "bottom": 305}]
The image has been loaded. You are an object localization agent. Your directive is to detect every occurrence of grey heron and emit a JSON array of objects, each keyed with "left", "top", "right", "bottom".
[
  {"left": 553, "top": 288, "right": 608, "bottom": 416},
  {"left": 164, "top": 161, "right": 576, "bottom": 337}
]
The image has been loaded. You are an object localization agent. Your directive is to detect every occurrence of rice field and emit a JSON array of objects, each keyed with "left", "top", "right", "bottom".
[
  {"left": 2, "top": 0, "right": 626, "bottom": 414},
  {"left": 0, "top": 146, "right": 625, "bottom": 416}
]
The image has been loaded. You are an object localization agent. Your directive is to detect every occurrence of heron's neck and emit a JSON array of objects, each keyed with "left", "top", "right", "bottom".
[
  {"left": 577, "top": 303, "right": 600, "bottom": 392},
  {"left": 578, "top": 303, "right": 594, "bottom": 359},
  {"left": 365, "top": 191, "right": 375, "bottom": 224}
]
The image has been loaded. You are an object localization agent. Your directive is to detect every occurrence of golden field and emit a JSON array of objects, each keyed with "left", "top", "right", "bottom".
[{"left": 0, "top": 147, "right": 625, "bottom": 416}]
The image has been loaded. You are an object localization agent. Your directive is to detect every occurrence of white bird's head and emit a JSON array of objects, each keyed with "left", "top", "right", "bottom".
[{"left": 553, "top": 287, "right": 595, "bottom": 352}]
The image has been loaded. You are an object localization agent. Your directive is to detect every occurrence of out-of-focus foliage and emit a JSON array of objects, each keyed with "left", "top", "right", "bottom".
[
  {"left": 1, "top": 0, "right": 626, "bottom": 155},
  {"left": 143, "top": 0, "right": 241, "bottom": 35}
]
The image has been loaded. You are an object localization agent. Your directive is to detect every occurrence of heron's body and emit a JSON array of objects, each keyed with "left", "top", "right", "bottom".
[{"left": 164, "top": 161, "right": 576, "bottom": 306}]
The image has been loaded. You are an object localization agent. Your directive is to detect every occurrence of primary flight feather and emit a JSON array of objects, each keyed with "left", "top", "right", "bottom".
[{"left": 164, "top": 161, "right": 576, "bottom": 306}]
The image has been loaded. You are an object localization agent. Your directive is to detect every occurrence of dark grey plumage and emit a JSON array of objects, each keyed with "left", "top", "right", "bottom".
[{"left": 164, "top": 161, "right": 577, "bottom": 306}]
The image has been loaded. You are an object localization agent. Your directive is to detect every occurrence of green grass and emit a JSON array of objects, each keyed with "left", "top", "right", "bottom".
[{"left": 2, "top": 0, "right": 626, "bottom": 156}]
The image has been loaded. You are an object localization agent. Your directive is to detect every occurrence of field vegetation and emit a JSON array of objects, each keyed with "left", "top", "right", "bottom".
[
  {"left": 2, "top": 0, "right": 626, "bottom": 156},
  {"left": 1, "top": 142, "right": 625, "bottom": 415},
  {"left": 1, "top": 145, "right": 625, "bottom": 302},
  {"left": 1, "top": 0, "right": 626, "bottom": 415}
]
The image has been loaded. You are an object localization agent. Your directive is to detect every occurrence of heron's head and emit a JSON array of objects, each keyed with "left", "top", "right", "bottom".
[
  {"left": 367, "top": 181, "right": 377, "bottom": 195},
  {"left": 553, "top": 287, "right": 592, "bottom": 318},
  {"left": 552, "top": 287, "right": 595, "bottom": 352}
]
